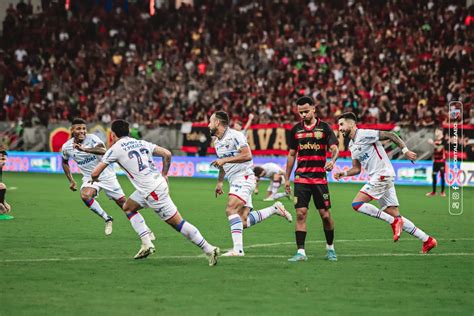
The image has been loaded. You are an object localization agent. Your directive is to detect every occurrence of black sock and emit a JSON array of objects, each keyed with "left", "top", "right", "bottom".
[
  {"left": 432, "top": 174, "right": 437, "bottom": 193},
  {"left": 324, "top": 229, "right": 334, "bottom": 245},
  {"left": 295, "top": 231, "right": 306, "bottom": 249},
  {"left": 440, "top": 171, "right": 445, "bottom": 193},
  {"left": 0, "top": 188, "right": 5, "bottom": 204}
]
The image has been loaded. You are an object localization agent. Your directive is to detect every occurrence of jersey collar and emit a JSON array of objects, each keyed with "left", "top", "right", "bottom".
[{"left": 302, "top": 118, "right": 319, "bottom": 131}]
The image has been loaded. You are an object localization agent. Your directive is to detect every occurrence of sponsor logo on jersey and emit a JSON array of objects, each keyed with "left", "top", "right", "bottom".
[
  {"left": 359, "top": 152, "right": 370, "bottom": 162},
  {"left": 77, "top": 156, "right": 97, "bottom": 165},
  {"left": 298, "top": 143, "right": 321, "bottom": 150}
]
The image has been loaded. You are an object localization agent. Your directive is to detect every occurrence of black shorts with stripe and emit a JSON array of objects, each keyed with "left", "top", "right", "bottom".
[{"left": 294, "top": 183, "right": 331, "bottom": 210}]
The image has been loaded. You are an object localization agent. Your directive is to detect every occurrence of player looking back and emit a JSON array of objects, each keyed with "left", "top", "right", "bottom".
[
  {"left": 334, "top": 112, "right": 437, "bottom": 253},
  {"left": 91, "top": 120, "right": 220, "bottom": 265}
]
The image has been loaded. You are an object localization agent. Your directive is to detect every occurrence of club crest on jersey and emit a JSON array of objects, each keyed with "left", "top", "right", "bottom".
[{"left": 314, "top": 131, "right": 323, "bottom": 139}]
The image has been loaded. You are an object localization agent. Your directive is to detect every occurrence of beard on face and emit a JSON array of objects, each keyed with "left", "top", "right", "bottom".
[{"left": 209, "top": 127, "right": 217, "bottom": 136}]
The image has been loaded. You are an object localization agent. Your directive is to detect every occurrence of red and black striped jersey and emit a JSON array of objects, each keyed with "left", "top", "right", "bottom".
[
  {"left": 289, "top": 119, "right": 338, "bottom": 185},
  {"left": 433, "top": 140, "right": 445, "bottom": 162}
]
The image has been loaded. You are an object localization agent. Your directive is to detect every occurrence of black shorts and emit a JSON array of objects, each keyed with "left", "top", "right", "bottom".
[
  {"left": 433, "top": 162, "right": 445, "bottom": 173},
  {"left": 294, "top": 183, "right": 331, "bottom": 210}
]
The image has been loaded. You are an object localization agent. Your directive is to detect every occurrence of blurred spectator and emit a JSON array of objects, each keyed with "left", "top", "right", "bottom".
[{"left": 0, "top": 0, "right": 471, "bottom": 128}]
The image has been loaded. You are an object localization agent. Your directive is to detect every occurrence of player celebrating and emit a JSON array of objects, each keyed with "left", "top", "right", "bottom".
[
  {"left": 61, "top": 118, "right": 154, "bottom": 241},
  {"left": 253, "top": 163, "right": 289, "bottom": 201},
  {"left": 0, "top": 146, "right": 13, "bottom": 220},
  {"left": 209, "top": 111, "right": 292, "bottom": 257},
  {"left": 91, "top": 120, "right": 220, "bottom": 265},
  {"left": 334, "top": 112, "right": 437, "bottom": 253},
  {"left": 285, "top": 96, "right": 339, "bottom": 262},
  {"left": 426, "top": 129, "right": 446, "bottom": 197},
  {"left": 233, "top": 113, "right": 255, "bottom": 136}
]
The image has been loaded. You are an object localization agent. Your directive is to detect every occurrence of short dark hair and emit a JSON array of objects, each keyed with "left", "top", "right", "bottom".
[
  {"left": 338, "top": 112, "right": 358, "bottom": 122},
  {"left": 214, "top": 111, "right": 229, "bottom": 126},
  {"left": 296, "top": 96, "right": 314, "bottom": 106},
  {"left": 111, "top": 120, "right": 130, "bottom": 137},
  {"left": 71, "top": 118, "right": 86, "bottom": 125},
  {"left": 253, "top": 166, "right": 264, "bottom": 177}
]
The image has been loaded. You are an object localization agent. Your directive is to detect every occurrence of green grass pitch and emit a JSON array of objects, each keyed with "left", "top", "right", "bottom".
[{"left": 1, "top": 173, "right": 472, "bottom": 315}]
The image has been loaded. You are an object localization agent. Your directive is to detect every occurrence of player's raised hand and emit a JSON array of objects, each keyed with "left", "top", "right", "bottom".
[
  {"left": 285, "top": 182, "right": 291, "bottom": 195},
  {"left": 211, "top": 159, "right": 225, "bottom": 168},
  {"left": 69, "top": 180, "right": 77, "bottom": 191},
  {"left": 215, "top": 182, "right": 224, "bottom": 197},
  {"left": 405, "top": 150, "right": 417, "bottom": 163},
  {"left": 334, "top": 172, "right": 344, "bottom": 181},
  {"left": 324, "top": 160, "right": 335, "bottom": 171}
]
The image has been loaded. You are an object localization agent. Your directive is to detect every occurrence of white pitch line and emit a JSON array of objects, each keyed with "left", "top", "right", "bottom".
[
  {"left": 1, "top": 238, "right": 472, "bottom": 264},
  {"left": 1, "top": 252, "right": 473, "bottom": 263},
  {"left": 245, "top": 237, "right": 474, "bottom": 249}
]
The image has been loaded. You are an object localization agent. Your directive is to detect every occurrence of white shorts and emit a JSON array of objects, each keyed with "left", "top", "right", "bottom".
[
  {"left": 129, "top": 181, "right": 177, "bottom": 221},
  {"left": 229, "top": 174, "right": 256, "bottom": 209},
  {"left": 360, "top": 176, "right": 399, "bottom": 210},
  {"left": 266, "top": 176, "right": 285, "bottom": 192},
  {"left": 81, "top": 177, "right": 125, "bottom": 201}
]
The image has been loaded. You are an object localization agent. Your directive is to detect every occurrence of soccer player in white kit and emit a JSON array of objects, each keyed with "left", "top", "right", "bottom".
[
  {"left": 334, "top": 113, "right": 437, "bottom": 253},
  {"left": 209, "top": 111, "right": 293, "bottom": 257},
  {"left": 91, "top": 120, "right": 220, "bottom": 265},
  {"left": 253, "top": 163, "right": 289, "bottom": 201}
]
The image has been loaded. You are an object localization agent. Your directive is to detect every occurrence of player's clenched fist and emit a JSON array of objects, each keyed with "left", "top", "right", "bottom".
[
  {"left": 69, "top": 180, "right": 77, "bottom": 191},
  {"left": 285, "top": 182, "right": 291, "bottom": 195},
  {"left": 215, "top": 182, "right": 224, "bottom": 197}
]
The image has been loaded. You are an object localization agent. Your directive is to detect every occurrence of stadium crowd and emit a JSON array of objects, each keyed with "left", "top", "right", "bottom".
[{"left": 0, "top": 0, "right": 472, "bottom": 129}]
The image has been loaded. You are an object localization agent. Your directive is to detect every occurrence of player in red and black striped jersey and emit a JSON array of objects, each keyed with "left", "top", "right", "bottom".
[
  {"left": 285, "top": 96, "right": 339, "bottom": 262},
  {"left": 426, "top": 130, "right": 446, "bottom": 197}
]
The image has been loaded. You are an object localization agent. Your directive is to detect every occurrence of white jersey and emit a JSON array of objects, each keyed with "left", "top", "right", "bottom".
[
  {"left": 61, "top": 134, "right": 116, "bottom": 181},
  {"left": 214, "top": 128, "right": 254, "bottom": 182},
  {"left": 349, "top": 129, "right": 396, "bottom": 178},
  {"left": 261, "top": 163, "right": 284, "bottom": 178},
  {"left": 102, "top": 137, "right": 165, "bottom": 197}
]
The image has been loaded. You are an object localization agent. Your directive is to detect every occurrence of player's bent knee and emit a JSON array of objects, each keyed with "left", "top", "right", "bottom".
[{"left": 352, "top": 201, "right": 364, "bottom": 211}]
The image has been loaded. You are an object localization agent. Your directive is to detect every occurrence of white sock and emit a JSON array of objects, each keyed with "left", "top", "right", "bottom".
[
  {"left": 127, "top": 211, "right": 150, "bottom": 241},
  {"left": 271, "top": 181, "right": 280, "bottom": 196},
  {"left": 176, "top": 220, "right": 214, "bottom": 253},
  {"left": 273, "top": 192, "right": 288, "bottom": 200},
  {"left": 85, "top": 198, "right": 111, "bottom": 221},
  {"left": 228, "top": 214, "right": 244, "bottom": 253},
  {"left": 246, "top": 206, "right": 276, "bottom": 228},
  {"left": 401, "top": 216, "right": 429, "bottom": 242},
  {"left": 353, "top": 202, "right": 394, "bottom": 224},
  {"left": 297, "top": 248, "right": 306, "bottom": 256},
  {"left": 326, "top": 244, "right": 334, "bottom": 251}
]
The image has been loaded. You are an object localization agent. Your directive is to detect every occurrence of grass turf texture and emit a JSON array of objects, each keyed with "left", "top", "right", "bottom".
[{"left": 1, "top": 173, "right": 472, "bottom": 315}]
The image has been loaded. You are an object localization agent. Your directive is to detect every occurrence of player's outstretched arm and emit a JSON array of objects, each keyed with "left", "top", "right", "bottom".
[
  {"left": 61, "top": 157, "right": 77, "bottom": 191},
  {"left": 334, "top": 159, "right": 361, "bottom": 180},
  {"left": 73, "top": 143, "right": 107, "bottom": 155},
  {"left": 91, "top": 162, "right": 108, "bottom": 182},
  {"left": 243, "top": 113, "right": 255, "bottom": 133},
  {"left": 379, "top": 131, "right": 417, "bottom": 162},
  {"left": 153, "top": 146, "right": 172, "bottom": 177},
  {"left": 285, "top": 149, "right": 296, "bottom": 194}
]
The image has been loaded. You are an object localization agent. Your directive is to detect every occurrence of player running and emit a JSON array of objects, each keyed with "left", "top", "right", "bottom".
[
  {"left": 91, "top": 120, "right": 220, "bottom": 265},
  {"left": 334, "top": 112, "right": 437, "bottom": 253},
  {"left": 253, "top": 163, "right": 289, "bottom": 201},
  {"left": 0, "top": 145, "right": 13, "bottom": 220},
  {"left": 209, "top": 111, "right": 292, "bottom": 257},
  {"left": 61, "top": 118, "right": 154, "bottom": 240},
  {"left": 285, "top": 96, "right": 339, "bottom": 262}
]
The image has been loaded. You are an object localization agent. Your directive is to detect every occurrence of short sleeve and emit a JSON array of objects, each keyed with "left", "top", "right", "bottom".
[
  {"left": 102, "top": 146, "right": 119, "bottom": 165},
  {"left": 90, "top": 134, "right": 105, "bottom": 146},
  {"left": 61, "top": 145, "right": 69, "bottom": 160},
  {"left": 141, "top": 140, "right": 157, "bottom": 154},
  {"left": 233, "top": 131, "right": 249, "bottom": 150},
  {"left": 324, "top": 123, "right": 338, "bottom": 146},
  {"left": 357, "top": 129, "right": 380, "bottom": 144},
  {"left": 288, "top": 125, "right": 298, "bottom": 150}
]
